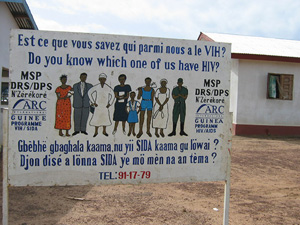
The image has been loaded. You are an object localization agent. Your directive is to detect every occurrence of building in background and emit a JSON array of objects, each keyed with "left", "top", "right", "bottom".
[
  {"left": 0, "top": 0, "right": 37, "bottom": 147},
  {"left": 1, "top": 2, "right": 300, "bottom": 138},
  {"left": 199, "top": 32, "right": 300, "bottom": 135}
]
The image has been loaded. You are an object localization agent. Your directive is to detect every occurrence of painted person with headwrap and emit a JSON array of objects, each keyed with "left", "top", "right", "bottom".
[
  {"left": 88, "top": 73, "right": 115, "bottom": 137},
  {"left": 152, "top": 78, "right": 170, "bottom": 138}
]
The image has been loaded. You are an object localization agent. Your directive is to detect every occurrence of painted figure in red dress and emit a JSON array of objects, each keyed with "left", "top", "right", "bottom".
[{"left": 55, "top": 75, "right": 73, "bottom": 136}]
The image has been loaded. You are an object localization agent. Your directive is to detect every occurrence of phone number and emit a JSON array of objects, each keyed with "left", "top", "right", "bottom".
[{"left": 119, "top": 171, "right": 151, "bottom": 179}]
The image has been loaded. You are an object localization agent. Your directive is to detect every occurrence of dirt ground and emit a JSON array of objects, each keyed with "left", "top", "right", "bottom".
[{"left": 1, "top": 135, "right": 299, "bottom": 225}]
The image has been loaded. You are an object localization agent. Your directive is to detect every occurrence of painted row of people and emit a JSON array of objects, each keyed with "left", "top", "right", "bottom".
[{"left": 54, "top": 73, "right": 188, "bottom": 138}]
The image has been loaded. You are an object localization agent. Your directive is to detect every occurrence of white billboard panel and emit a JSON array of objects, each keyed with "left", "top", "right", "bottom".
[{"left": 8, "top": 30, "right": 231, "bottom": 186}]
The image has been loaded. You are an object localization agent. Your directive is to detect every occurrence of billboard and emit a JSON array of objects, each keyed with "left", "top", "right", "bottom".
[{"left": 8, "top": 30, "right": 231, "bottom": 186}]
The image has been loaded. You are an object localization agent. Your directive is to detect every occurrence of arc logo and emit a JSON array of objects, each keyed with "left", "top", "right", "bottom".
[
  {"left": 12, "top": 99, "right": 46, "bottom": 115},
  {"left": 196, "top": 104, "right": 224, "bottom": 119}
]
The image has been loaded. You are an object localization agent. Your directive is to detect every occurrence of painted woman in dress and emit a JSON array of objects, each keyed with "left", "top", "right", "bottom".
[
  {"left": 55, "top": 75, "right": 73, "bottom": 136},
  {"left": 112, "top": 74, "right": 131, "bottom": 135},
  {"left": 88, "top": 73, "right": 115, "bottom": 137},
  {"left": 152, "top": 79, "right": 170, "bottom": 137}
]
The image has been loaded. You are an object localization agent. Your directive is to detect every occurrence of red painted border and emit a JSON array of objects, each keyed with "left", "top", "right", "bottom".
[
  {"left": 232, "top": 53, "right": 300, "bottom": 63},
  {"left": 233, "top": 124, "right": 300, "bottom": 136},
  {"left": 197, "top": 33, "right": 300, "bottom": 63}
]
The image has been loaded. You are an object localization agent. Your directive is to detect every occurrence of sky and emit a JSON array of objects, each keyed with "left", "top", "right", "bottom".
[{"left": 26, "top": 0, "right": 300, "bottom": 41}]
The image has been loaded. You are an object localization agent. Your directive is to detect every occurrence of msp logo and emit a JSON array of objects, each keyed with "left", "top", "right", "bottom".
[
  {"left": 195, "top": 104, "right": 224, "bottom": 133},
  {"left": 11, "top": 99, "right": 46, "bottom": 131}
]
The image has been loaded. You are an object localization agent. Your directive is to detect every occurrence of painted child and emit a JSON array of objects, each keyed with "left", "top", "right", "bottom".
[{"left": 126, "top": 91, "right": 140, "bottom": 136}]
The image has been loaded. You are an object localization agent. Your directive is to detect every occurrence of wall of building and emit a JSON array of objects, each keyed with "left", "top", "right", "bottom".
[
  {"left": 229, "top": 59, "right": 239, "bottom": 124},
  {"left": 234, "top": 59, "right": 300, "bottom": 135},
  {"left": 0, "top": 2, "right": 18, "bottom": 68},
  {"left": 1, "top": 2, "right": 19, "bottom": 147}
]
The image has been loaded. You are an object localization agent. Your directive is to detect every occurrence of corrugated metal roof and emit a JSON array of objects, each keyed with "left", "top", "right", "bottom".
[
  {"left": 200, "top": 32, "right": 300, "bottom": 59},
  {"left": 0, "top": 0, "right": 37, "bottom": 30}
]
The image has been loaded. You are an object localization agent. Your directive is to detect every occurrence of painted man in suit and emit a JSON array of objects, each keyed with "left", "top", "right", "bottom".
[{"left": 72, "top": 72, "right": 93, "bottom": 135}]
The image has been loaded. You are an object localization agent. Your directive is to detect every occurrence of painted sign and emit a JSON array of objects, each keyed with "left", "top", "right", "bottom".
[{"left": 8, "top": 30, "right": 231, "bottom": 186}]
